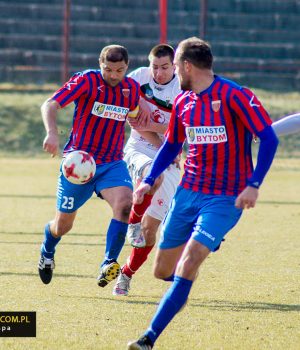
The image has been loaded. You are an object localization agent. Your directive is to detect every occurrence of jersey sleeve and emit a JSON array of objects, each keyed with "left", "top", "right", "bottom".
[
  {"left": 165, "top": 94, "right": 187, "bottom": 144},
  {"left": 230, "top": 87, "right": 273, "bottom": 135},
  {"left": 51, "top": 72, "right": 89, "bottom": 108},
  {"left": 128, "top": 67, "right": 144, "bottom": 84},
  {"left": 128, "top": 78, "right": 140, "bottom": 111}
]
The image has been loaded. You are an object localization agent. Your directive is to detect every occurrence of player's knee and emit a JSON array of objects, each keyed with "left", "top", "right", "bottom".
[
  {"left": 153, "top": 264, "right": 172, "bottom": 280},
  {"left": 141, "top": 225, "right": 156, "bottom": 245},
  {"left": 121, "top": 203, "right": 132, "bottom": 218},
  {"left": 113, "top": 197, "right": 132, "bottom": 220},
  {"left": 53, "top": 221, "right": 73, "bottom": 237}
]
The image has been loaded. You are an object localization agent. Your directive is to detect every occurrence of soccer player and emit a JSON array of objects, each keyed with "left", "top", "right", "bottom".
[
  {"left": 272, "top": 112, "right": 300, "bottom": 136},
  {"left": 112, "top": 44, "right": 181, "bottom": 296},
  {"left": 127, "top": 37, "right": 278, "bottom": 349},
  {"left": 38, "top": 45, "right": 140, "bottom": 287}
]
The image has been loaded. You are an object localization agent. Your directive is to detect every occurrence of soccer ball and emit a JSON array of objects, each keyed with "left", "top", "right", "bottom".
[{"left": 62, "top": 150, "right": 96, "bottom": 185}]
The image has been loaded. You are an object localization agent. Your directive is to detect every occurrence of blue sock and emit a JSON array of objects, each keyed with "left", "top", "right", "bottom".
[
  {"left": 101, "top": 219, "right": 128, "bottom": 267},
  {"left": 145, "top": 276, "right": 193, "bottom": 345},
  {"left": 41, "top": 223, "right": 61, "bottom": 259}
]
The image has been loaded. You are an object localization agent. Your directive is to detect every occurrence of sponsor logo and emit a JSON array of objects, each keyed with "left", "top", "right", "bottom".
[
  {"left": 199, "top": 227, "right": 215, "bottom": 241},
  {"left": 151, "top": 109, "right": 165, "bottom": 124},
  {"left": 249, "top": 95, "right": 260, "bottom": 107},
  {"left": 157, "top": 199, "right": 164, "bottom": 206},
  {"left": 165, "top": 96, "right": 171, "bottom": 107},
  {"left": 92, "top": 102, "right": 129, "bottom": 121},
  {"left": 187, "top": 128, "right": 195, "bottom": 143},
  {"left": 66, "top": 81, "right": 77, "bottom": 90},
  {"left": 122, "top": 88, "right": 130, "bottom": 98},
  {"left": 97, "top": 85, "right": 104, "bottom": 92},
  {"left": 180, "top": 100, "right": 196, "bottom": 117},
  {"left": 145, "top": 88, "right": 154, "bottom": 99},
  {"left": 186, "top": 125, "right": 227, "bottom": 144},
  {"left": 211, "top": 100, "right": 221, "bottom": 112},
  {"left": 154, "top": 84, "right": 163, "bottom": 91}
]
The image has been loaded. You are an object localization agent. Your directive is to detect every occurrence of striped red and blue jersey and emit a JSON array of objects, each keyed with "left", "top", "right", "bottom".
[
  {"left": 166, "top": 75, "right": 273, "bottom": 196},
  {"left": 52, "top": 69, "right": 140, "bottom": 164}
]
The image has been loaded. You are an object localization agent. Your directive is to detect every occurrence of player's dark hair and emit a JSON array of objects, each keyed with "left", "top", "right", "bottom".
[
  {"left": 99, "top": 45, "right": 129, "bottom": 64},
  {"left": 177, "top": 37, "right": 213, "bottom": 69},
  {"left": 148, "top": 44, "right": 175, "bottom": 62}
]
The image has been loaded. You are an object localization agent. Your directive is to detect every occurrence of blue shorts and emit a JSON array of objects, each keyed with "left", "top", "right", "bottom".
[
  {"left": 56, "top": 160, "right": 133, "bottom": 213},
  {"left": 159, "top": 186, "right": 243, "bottom": 252}
]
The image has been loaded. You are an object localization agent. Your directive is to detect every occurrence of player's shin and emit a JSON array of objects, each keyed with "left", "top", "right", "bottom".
[
  {"left": 129, "top": 193, "right": 153, "bottom": 224},
  {"left": 122, "top": 245, "right": 154, "bottom": 278},
  {"left": 41, "top": 222, "right": 61, "bottom": 259},
  {"left": 145, "top": 276, "right": 193, "bottom": 345},
  {"left": 102, "top": 218, "right": 128, "bottom": 265}
]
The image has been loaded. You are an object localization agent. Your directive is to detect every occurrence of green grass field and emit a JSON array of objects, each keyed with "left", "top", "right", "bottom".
[
  {"left": 0, "top": 157, "right": 299, "bottom": 350},
  {"left": 0, "top": 89, "right": 300, "bottom": 157}
]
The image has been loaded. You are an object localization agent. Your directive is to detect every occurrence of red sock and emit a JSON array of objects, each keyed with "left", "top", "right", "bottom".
[
  {"left": 122, "top": 245, "right": 154, "bottom": 278},
  {"left": 129, "top": 193, "right": 153, "bottom": 224}
]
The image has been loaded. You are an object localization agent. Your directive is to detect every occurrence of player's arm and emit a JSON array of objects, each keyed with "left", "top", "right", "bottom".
[
  {"left": 41, "top": 98, "right": 61, "bottom": 157},
  {"left": 41, "top": 72, "right": 88, "bottom": 157},
  {"left": 135, "top": 121, "right": 168, "bottom": 134},
  {"left": 236, "top": 126, "right": 278, "bottom": 209},
  {"left": 232, "top": 88, "right": 279, "bottom": 209},
  {"left": 133, "top": 96, "right": 185, "bottom": 204},
  {"left": 136, "top": 130, "right": 163, "bottom": 149},
  {"left": 133, "top": 139, "right": 183, "bottom": 204},
  {"left": 127, "top": 96, "right": 151, "bottom": 128},
  {"left": 272, "top": 112, "right": 300, "bottom": 137}
]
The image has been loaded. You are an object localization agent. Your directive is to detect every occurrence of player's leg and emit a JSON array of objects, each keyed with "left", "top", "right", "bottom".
[
  {"left": 113, "top": 214, "right": 160, "bottom": 296},
  {"left": 39, "top": 168, "right": 93, "bottom": 284},
  {"left": 125, "top": 149, "right": 163, "bottom": 248},
  {"left": 114, "top": 165, "right": 180, "bottom": 296},
  {"left": 95, "top": 160, "right": 133, "bottom": 287},
  {"left": 128, "top": 194, "right": 243, "bottom": 348}
]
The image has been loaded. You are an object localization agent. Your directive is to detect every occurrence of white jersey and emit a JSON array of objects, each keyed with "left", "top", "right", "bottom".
[{"left": 125, "top": 67, "right": 181, "bottom": 158}]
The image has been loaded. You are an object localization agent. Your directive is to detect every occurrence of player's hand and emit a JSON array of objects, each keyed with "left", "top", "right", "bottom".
[
  {"left": 136, "top": 98, "right": 151, "bottom": 128},
  {"left": 43, "top": 133, "right": 59, "bottom": 157},
  {"left": 172, "top": 154, "right": 181, "bottom": 169},
  {"left": 133, "top": 182, "right": 151, "bottom": 205},
  {"left": 235, "top": 186, "right": 259, "bottom": 209}
]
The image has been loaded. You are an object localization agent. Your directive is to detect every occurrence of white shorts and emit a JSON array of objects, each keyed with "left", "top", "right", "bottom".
[{"left": 124, "top": 148, "right": 181, "bottom": 221}]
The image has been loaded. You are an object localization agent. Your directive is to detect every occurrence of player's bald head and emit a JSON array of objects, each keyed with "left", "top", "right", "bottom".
[
  {"left": 99, "top": 45, "right": 129, "bottom": 65},
  {"left": 176, "top": 37, "right": 213, "bottom": 69}
]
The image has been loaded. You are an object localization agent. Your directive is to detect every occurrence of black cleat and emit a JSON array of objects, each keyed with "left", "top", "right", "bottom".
[
  {"left": 38, "top": 255, "right": 55, "bottom": 284},
  {"left": 127, "top": 335, "right": 153, "bottom": 350},
  {"left": 97, "top": 261, "right": 120, "bottom": 288}
]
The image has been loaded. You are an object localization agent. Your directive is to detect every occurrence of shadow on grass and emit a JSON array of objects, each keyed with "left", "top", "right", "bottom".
[
  {"left": 1, "top": 194, "right": 300, "bottom": 206},
  {"left": 0, "top": 194, "right": 98, "bottom": 200},
  {"left": 189, "top": 299, "right": 300, "bottom": 312},
  {"left": 0, "top": 271, "right": 95, "bottom": 279},
  {"left": 1, "top": 270, "right": 298, "bottom": 312},
  {"left": 0, "top": 240, "right": 104, "bottom": 246},
  {"left": 56, "top": 294, "right": 300, "bottom": 312},
  {"left": 1, "top": 231, "right": 104, "bottom": 237}
]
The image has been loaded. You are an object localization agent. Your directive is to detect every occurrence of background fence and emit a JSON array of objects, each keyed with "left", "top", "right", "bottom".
[{"left": 0, "top": 0, "right": 299, "bottom": 90}]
